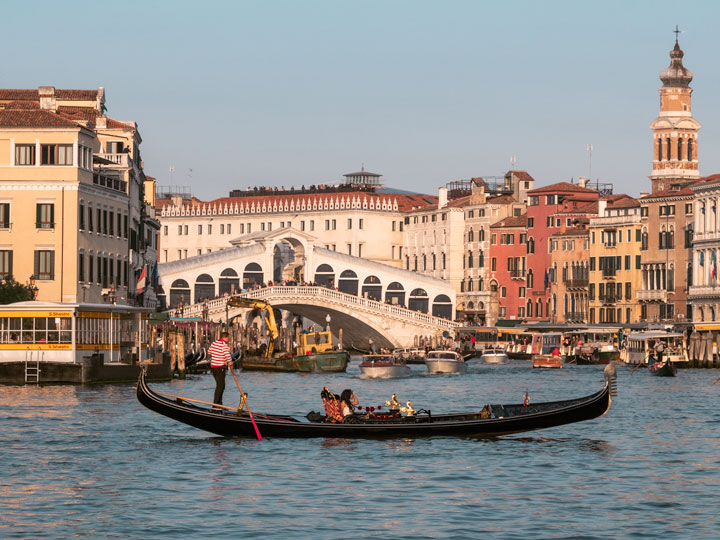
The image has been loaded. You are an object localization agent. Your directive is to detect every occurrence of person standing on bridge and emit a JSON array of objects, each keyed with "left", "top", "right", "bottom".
[{"left": 209, "top": 332, "right": 233, "bottom": 407}]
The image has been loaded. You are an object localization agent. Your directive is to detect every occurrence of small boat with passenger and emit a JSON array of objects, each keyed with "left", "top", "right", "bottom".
[
  {"left": 359, "top": 354, "right": 411, "bottom": 378},
  {"left": 136, "top": 366, "right": 617, "bottom": 438},
  {"left": 424, "top": 350, "right": 467, "bottom": 374}
]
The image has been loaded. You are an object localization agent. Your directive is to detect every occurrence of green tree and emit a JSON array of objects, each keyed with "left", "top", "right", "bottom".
[{"left": 0, "top": 275, "right": 35, "bottom": 304}]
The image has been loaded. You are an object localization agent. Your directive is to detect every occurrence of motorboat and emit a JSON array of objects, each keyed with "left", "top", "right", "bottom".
[
  {"left": 531, "top": 355, "right": 563, "bottom": 369},
  {"left": 480, "top": 348, "right": 508, "bottom": 364},
  {"left": 424, "top": 350, "right": 467, "bottom": 374},
  {"left": 359, "top": 354, "right": 411, "bottom": 378}
]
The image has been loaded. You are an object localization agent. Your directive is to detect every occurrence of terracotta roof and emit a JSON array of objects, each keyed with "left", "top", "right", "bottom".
[
  {"left": 490, "top": 213, "right": 527, "bottom": 229},
  {"left": 641, "top": 185, "right": 699, "bottom": 199},
  {"left": 0, "top": 89, "right": 99, "bottom": 101},
  {"left": 608, "top": 198, "right": 640, "bottom": 209},
  {"left": 156, "top": 191, "right": 437, "bottom": 214},
  {"left": 0, "top": 109, "right": 85, "bottom": 128},
  {"left": 506, "top": 170, "right": 534, "bottom": 182},
  {"left": 528, "top": 181, "right": 598, "bottom": 194},
  {"left": 4, "top": 100, "right": 40, "bottom": 110},
  {"left": 487, "top": 194, "right": 515, "bottom": 204}
]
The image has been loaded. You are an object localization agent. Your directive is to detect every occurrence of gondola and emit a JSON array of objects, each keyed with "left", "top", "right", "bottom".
[
  {"left": 136, "top": 367, "right": 617, "bottom": 439},
  {"left": 648, "top": 359, "right": 677, "bottom": 377}
]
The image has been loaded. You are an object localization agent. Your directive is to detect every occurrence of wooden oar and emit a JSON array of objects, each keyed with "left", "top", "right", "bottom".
[
  {"left": 712, "top": 374, "right": 720, "bottom": 385},
  {"left": 629, "top": 362, "right": 646, "bottom": 375},
  {"left": 230, "top": 367, "right": 262, "bottom": 440}
]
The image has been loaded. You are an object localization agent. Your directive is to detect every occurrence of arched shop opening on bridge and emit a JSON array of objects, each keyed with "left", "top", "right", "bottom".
[
  {"left": 170, "top": 279, "right": 190, "bottom": 308},
  {"left": 194, "top": 274, "right": 215, "bottom": 301},
  {"left": 338, "top": 270, "right": 358, "bottom": 296},
  {"left": 361, "top": 275, "right": 382, "bottom": 301},
  {"left": 314, "top": 264, "right": 335, "bottom": 287},
  {"left": 243, "top": 263, "right": 264, "bottom": 288},
  {"left": 385, "top": 282, "right": 405, "bottom": 306},
  {"left": 219, "top": 268, "right": 240, "bottom": 296}
]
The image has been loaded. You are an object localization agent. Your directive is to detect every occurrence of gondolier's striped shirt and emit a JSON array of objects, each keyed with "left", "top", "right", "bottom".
[{"left": 209, "top": 339, "right": 232, "bottom": 368}]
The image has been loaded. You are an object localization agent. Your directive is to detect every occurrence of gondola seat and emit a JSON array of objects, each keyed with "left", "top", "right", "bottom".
[{"left": 321, "top": 387, "right": 344, "bottom": 423}]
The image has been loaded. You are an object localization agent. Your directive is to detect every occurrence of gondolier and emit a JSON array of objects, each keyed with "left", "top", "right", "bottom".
[{"left": 209, "top": 332, "right": 233, "bottom": 406}]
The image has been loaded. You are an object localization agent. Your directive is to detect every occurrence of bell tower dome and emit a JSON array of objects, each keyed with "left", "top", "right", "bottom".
[{"left": 649, "top": 29, "right": 701, "bottom": 194}]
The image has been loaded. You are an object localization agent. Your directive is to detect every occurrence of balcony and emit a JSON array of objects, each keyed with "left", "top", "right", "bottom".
[
  {"left": 599, "top": 294, "right": 618, "bottom": 305},
  {"left": 96, "top": 152, "right": 132, "bottom": 167},
  {"left": 509, "top": 270, "right": 526, "bottom": 280},
  {"left": 563, "top": 277, "right": 589, "bottom": 288},
  {"left": 637, "top": 289, "right": 668, "bottom": 302},
  {"left": 688, "top": 285, "right": 720, "bottom": 299}
]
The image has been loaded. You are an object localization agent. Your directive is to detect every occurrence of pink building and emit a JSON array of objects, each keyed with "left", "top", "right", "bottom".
[{"left": 525, "top": 182, "right": 599, "bottom": 321}]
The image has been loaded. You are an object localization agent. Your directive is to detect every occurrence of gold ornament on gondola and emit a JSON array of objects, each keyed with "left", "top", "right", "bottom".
[
  {"left": 400, "top": 400, "right": 416, "bottom": 417},
  {"left": 385, "top": 393, "right": 400, "bottom": 410}
]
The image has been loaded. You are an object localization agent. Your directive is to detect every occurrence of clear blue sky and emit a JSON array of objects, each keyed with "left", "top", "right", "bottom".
[{"left": 3, "top": 0, "right": 719, "bottom": 199}]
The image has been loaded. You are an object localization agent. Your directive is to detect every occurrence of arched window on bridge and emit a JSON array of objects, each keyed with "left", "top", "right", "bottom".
[
  {"left": 385, "top": 282, "right": 405, "bottom": 306},
  {"left": 361, "top": 275, "right": 382, "bottom": 301},
  {"left": 219, "top": 268, "right": 240, "bottom": 296},
  {"left": 338, "top": 269, "right": 358, "bottom": 296},
  {"left": 315, "top": 264, "right": 335, "bottom": 288},
  {"left": 194, "top": 274, "right": 215, "bottom": 302},
  {"left": 408, "top": 288, "right": 429, "bottom": 314},
  {"left": 432, "top": 295, "right": 452, "bottom": 319},
  {"left": 243, "top": 263, "right": 264, "bottom": 288},
  {"left": 169, "top": 279, "right": 191, "bottom": 308}
]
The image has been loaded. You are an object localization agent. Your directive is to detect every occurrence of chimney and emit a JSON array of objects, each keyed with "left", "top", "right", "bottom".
[
  {"left": 438, "top": 187, "right": 448, "bottom": 209},
  {"left": 38, "top": 86, "right": 56, "bottom": 111},
  {"left": 598, "top": 199, "right": 607, "bottom": 216},
  {"left": 578, "top": 177, "right": 587, "bottom": 188}
]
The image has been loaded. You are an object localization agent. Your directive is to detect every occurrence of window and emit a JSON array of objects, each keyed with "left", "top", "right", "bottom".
[
  {"left": 41, "top": 144, "right": 73, "bottom": 165},
  {"left": 332, "top": 219, "right": 336, "bottom": 230},
  {"left": 491, "top": 257, "right": 497, "bottom": 272},
  {"left": 325, "top": 220, "right": 330, "bottom": 230},
  {"left": 529, "top": 196, "right": 539, "bottom": 206},
  {"left": 625, "top": 282, "right": 631, "bottom": 300},
  {"left": 109, "top": 211, "right": 114, "bottom": 236},
  {"left": 34, "top": 250, "right": 55, "bottom": 280},
  {"left": 301, "top": 221, "right": 306, "bottom": 232},
  {"left": 501, "top": 286, "right": 507, "bottom": 298},
  {"left": 220, "top": 224, "right": 225, "bottom": 234},
  {"left": 208, "top": 224, "right": 212, "bottom": 235},
  {"left": 359, "top": 218, "right": 364, "bottom": 229},
  {"left": 347, "top": 218, "right": 352, "bottom": 229},
  {"left": 36, "top": 203, "right": 54, "bottom": 229},
  {"left": 636, "top": 255, "right": 641, "bottom": 270},
  {"left": 15, "top": 144, "right": 36, "bottom": 165},
  {"left": 198, "top": 225, "right": 203, "bottom": 235},
  {"left": 519, "top": 287, "right": 526, "bottom": 298},
  {"left": 178, "top": 225, "right": 183, "bottom": 235},
  {"left": 0, "top": 250, "right": 12, "bottom": 280},
  {"left": 347, "top": 244, "right": 352, "bottom": 256},
  {"left": 528, "top": 217, "right": 534, "bottom": 228},
  {"left": 641, "top": 206, "right": 648, "bottom": 217},
  {"left": 686, "top": 203, "right": 693, "bottom": 215},
  {"left": 310, "top": 220, "right": 314, "bottom": 231},
  {"left": 0, "top": 203, "right": 10, "bottom": 229}
]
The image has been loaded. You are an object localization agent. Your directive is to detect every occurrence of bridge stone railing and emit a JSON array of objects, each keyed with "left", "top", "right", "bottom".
[{"left": 178, "top": 286, "right": 459, "bottom": 330}]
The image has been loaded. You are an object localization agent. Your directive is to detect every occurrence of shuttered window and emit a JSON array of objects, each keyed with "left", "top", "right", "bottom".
[{"left": 34, "top": 250, "right": 55, "bottom": 280}]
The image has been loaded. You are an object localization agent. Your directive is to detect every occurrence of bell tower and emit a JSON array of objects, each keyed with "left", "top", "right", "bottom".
[{"left": 649, "top": 30, "right": 701, "bottom": 194}]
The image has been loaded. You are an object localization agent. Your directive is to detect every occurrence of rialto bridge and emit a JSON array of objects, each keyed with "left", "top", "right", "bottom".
[{"left": 157, "top": 228, "right": 459, "bottom": 347}]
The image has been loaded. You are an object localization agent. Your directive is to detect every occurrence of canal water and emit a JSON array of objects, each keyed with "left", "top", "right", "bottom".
[{"left": 2, "top": 359, "right": 719, "bottom": 539}]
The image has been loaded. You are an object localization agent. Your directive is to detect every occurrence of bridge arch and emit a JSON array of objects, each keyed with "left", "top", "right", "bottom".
[
  {"left": 170, "top": 279, "right": 190, "bottom": 307},
  {"left": 338, "top": 269, "right": 358, "bottom": 296},
  {"left": 432, "top": 294, "right": 452, "bottom": 320},
  {"left": 219, "top": 268, "right": 240, "bottom": 296},
  {"left": 361, "top": 275, "right": 382, "bottom": 301},
  {"left": 271, "top": 234, "right": 307, "bottom": 282},
  {"left": 409, "top": 288, "right": 429, "bottom": 314},
  {"left": 243, "top": 263, "right": 264, "bottom": 288},
  {"left": 314, "top": 264, "right": 335, "bottom": 287},
  {"left": 194, "top": 273, "right": 215, "bottom": 301},
  {"left": 385, "top": 282, "right": 405, "bottom": 306}
]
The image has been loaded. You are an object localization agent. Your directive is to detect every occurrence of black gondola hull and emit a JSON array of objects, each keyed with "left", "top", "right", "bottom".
[{"left": 136, "top": 370, "right": 612, "bottom": 439}]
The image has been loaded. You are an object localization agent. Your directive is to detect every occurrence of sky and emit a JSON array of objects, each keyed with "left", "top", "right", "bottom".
[{"left": 3, "top": 0, "right": 720, "bottom": 200}]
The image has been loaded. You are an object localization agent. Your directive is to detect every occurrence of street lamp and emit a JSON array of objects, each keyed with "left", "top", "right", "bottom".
[
  {"left": 325, "top": 314, "right": 331, "bottom": 332},
  {"left": 29, "top": 275, "right": 39, "bottom": 300}
]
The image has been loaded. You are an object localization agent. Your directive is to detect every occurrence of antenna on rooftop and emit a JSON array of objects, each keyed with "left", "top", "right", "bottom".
[
  {"left": 169, "top": 165, "right": 175, "bottom": 183},
  {"left": 510, "top": 155, "right": 517, "bottom": 168},
  {"left": 586, "top": 144, "right": 593, "bottom": 183}
]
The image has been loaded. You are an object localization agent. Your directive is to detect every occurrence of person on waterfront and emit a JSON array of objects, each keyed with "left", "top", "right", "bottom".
[
  {"left": 340, "top": 389, "right": 359, "bottom": 417},
  {"left": 209, "top": 332, "right": 233, "bottom": 407}
]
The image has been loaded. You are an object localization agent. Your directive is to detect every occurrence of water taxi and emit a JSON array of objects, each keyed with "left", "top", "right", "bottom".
[
  {"left": 424, "top": 350, "right": 467, "bottom": 374},
  {"left": 359, "top": 354, "right": 411, "bottom": 378},
  {"left": 625, "top": 331, "right": 688, "bottom": 368},
  {"left": 0, "top": 301, "right": 169, "bottom": 384}
]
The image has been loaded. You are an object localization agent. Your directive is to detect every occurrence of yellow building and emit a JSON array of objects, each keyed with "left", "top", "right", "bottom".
[
  {"left": 0, "top": 86, "right": 158, "bottom": 306},
  {"left": 588, "top": 198, "right": 643, "bottom": 324}
]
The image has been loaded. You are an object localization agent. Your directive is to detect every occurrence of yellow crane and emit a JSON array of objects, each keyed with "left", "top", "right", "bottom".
[{"left": 226, "top": 297, "right": 279, "bottom": 358}]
